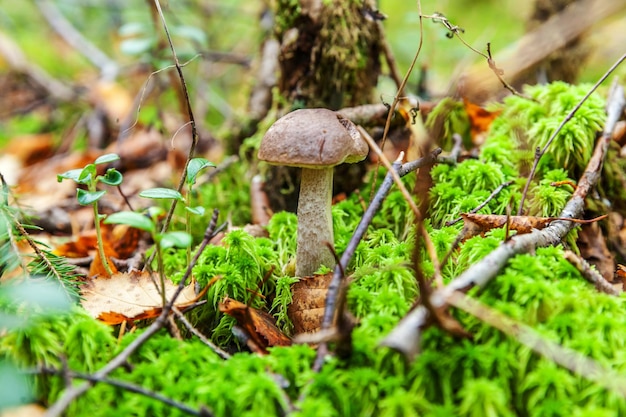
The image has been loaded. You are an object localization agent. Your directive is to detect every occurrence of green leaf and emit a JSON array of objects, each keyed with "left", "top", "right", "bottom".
[
  {"left": 57, "top": 169, "right": 83, "bottom": 183},
  {"left": 147, "top": 206, "right": 166, "bottom": 221},
  {"left": 78, "top": 164, "right": 96, "bottom": 184},
  {"left": 77, "top": 189, "right": 106, "bottom": 205},
  {"left": 186, "top": 158, "right": 215, "bottom": 186},
  {"left": 185, "top": 206, "right": 205, "bottom": 215},
  {"left": 99, "top": 169, "right": 123, "bottom": 186},
  {"left": 119, "top": 38, "right": 154, "bottom": 56},
  {"left": 104, "top": 211, "right": 154, "bottom": 232},
  {"left": 94, "top": 153, "right": 120, "bottom": 165},
  {"left": 140, "top": 187, "right": 184, "bottom": 201},
  {"left": 173, "top": 25, "right": 208, "bottom": 46},
  {"left": 159, "top": 231, "right": 192, "bottom": 249},
  {"left": 118, "top": 22, "right": 147, "bottom": 37}
]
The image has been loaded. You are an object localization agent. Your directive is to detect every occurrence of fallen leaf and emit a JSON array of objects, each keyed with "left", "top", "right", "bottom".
[
  {"left": 4, "top": 133, "right": 55, "bottom": 166},
  {"left": 463, "top": 98, "right": 501, "bottom": 145},
  {"left": 81, "top": 270, "right": 197, "bottom": 325},
  {"left": 287, "top": 272, "right": 332, "bottom": 334},
  {"left": 54, "top": 222, "right": 142, "bottom": 277},
  {"left": 578, "top": 222, "right": 615, "bottom": 282},
  {"left": 460, "top": 213, "right": 608, "bottom": 240},
  {"left": 219, "top": 296, "right": 291, "bottom": 353}
]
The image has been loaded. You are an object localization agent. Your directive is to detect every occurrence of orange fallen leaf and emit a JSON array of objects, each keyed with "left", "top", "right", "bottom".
[
  {"left": 4, "top": 133, "right": 55, "bottom": 166},
  {"left": 463, "top": 98, "right": 501, "bottom": 145},
  {"left": 54, "top": 222, "right": 142, "bottom": 277},
  {"left": 219, "top": 296, "right": 291, "bottom": 354},
  {"left": 81, "top": 270, "right": 198, "bottom": 325}
]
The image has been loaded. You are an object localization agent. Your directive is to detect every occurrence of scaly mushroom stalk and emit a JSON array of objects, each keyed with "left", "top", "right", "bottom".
[{"left": 296, "top": 168, "right": 335, "bottom": 277}]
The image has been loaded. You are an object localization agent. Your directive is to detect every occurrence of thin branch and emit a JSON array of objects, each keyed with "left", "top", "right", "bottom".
[
  {"left": 313, "top": 147, "right": 442, "bottom": 371},
  {"left": 370, "top": 0, "right": 426, "bottom": 196},
  {"left": 358, "top": 127, "right": 420, "bottom": 217},
  {"left": 446, "top": 180, "right": 514, "bottom": 226},
  {"left": 517, "top": 52, "right": 626, "bottom": 215},
  {"left": 358, "top": 127, "right": 442, "bottom": 276},
  {"left": 152, "top": 0, "right": 201, "bottom": 238},
  {"left": 563, "top": 250, "right": 619, "bottom": 296},
  {"left": 436, "top": 133, "right": 463, "bottom": 165},
  {"left": 172, "top": 306, "right": 231, "bottom": 360},
  {"left": 425, "top": 13, "right": 527, "bottom": 98},
  {"left": 39, "top": 367, "right": 211, "bottom": 417}
]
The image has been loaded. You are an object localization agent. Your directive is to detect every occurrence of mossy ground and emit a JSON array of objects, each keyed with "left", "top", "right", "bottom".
[{"left": 2, "top": 82, "right": 625, "bottom": 415}]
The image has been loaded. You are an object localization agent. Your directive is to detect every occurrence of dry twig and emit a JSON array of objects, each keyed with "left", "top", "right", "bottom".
[
  {"left": 563, "top": 250, "right": 620, "bottom": 296},
  {"left": 34, "top": 0, "right": 118, "bottom": 80},
  {"left": 40, "top": 367, "right": 212, "bottom": 417}
]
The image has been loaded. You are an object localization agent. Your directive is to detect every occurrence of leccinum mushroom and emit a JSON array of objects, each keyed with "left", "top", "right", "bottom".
[{"left": 258, "top": 108, "right": 368, "bottom": 277}]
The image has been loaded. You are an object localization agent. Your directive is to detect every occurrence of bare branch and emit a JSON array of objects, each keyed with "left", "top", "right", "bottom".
[{"left": 563, "top": 250, "right": 620, "bottom": 296}]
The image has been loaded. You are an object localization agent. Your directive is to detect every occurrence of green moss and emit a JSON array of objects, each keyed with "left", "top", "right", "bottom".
[
  {"left": 2, "top": 81, "right": 624, "bottom": 416},
  {"left": 425, "top": 97, "right": 471, "bottom": 150}
]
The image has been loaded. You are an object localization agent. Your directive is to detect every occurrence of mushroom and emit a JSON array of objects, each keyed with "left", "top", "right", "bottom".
[{"left": 258, "top": 108, "right": 368, "bottom": 277}]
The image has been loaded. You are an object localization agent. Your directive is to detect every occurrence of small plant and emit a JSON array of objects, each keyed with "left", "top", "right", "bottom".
[
  {"left": 104, "top": 208, "right": 191, "bottom": 306},
  {"left": 57, "top": 153, "right": 123, "bottom": 276}
]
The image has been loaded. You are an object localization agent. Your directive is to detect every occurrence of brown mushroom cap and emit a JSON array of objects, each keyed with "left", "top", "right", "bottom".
[{"left": 258, "top": 108, "right": 368, "bottom": 169}]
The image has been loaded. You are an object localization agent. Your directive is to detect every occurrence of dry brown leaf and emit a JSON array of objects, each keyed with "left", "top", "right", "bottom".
[
  {"left": 578, "top": 222, "right": 615, "bottom": 282},
  {"left": 88, "top": 250, "right": 118, "bottom": 277},
  {"left": 460, "top": 213, "right": 608, "bottom": 240},
  {"left": 81, "top": 270, "right": 197, "bottom": 325},
  {"left": 287, "top": 272, "right": 332, "bottom": 334},
  {"left": 4, "top": 133, "right": 55, "bottom": 166},
  {"left": 219, "top": 296, "right": 291, "bottom": 353}
]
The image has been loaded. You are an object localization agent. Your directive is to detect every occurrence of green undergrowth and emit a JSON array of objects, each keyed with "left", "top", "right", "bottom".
[{"left": 2, "top": 82, "right": 626, "bottom": 415}]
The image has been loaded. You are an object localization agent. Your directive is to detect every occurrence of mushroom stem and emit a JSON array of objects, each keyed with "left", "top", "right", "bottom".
[{"left": 296, "top": 167, "right": 336, "bottom": 276}]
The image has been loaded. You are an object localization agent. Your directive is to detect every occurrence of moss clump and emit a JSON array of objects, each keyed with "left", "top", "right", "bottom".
[
  {"left": 430, "top": 82, "right": 606, "bottom": 227},
  {"left": 484, "top": 81, "right": 605, "bottom": 178}
]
